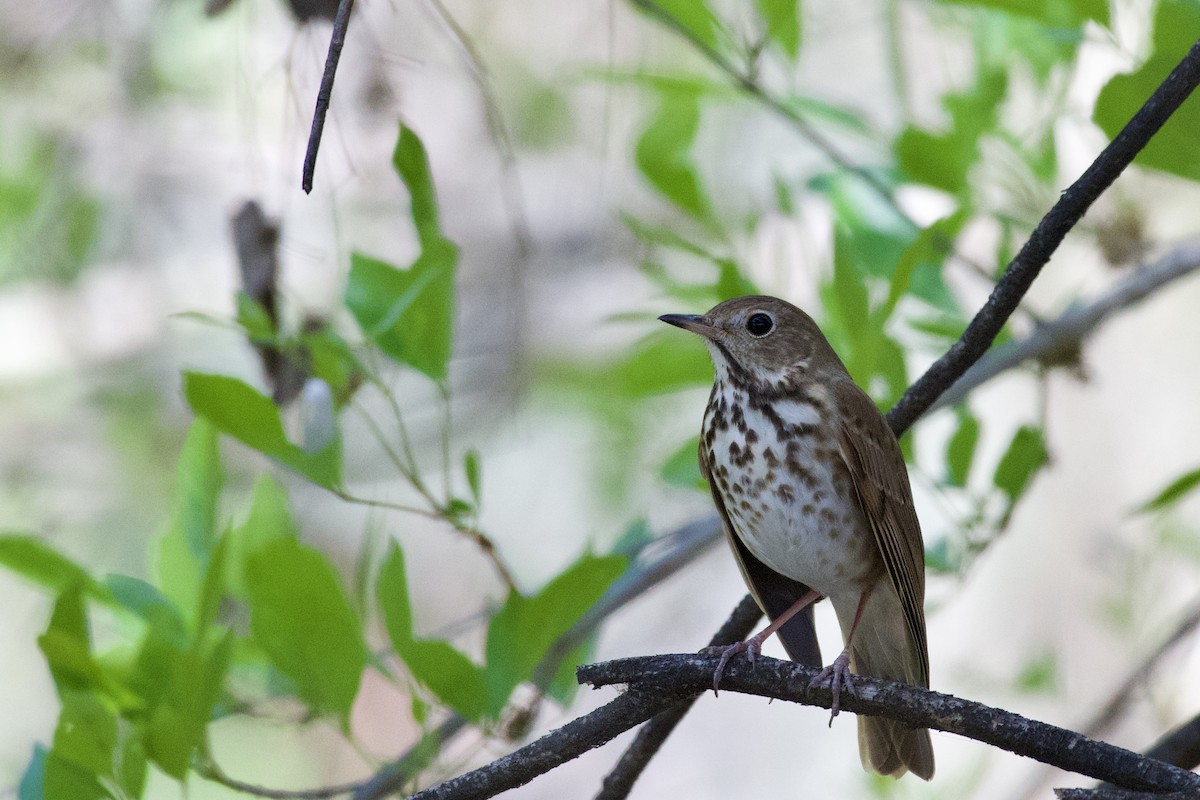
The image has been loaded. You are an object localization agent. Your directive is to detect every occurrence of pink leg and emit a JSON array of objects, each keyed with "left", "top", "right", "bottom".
[
  {"left": 809, "top": 587, "right": 873, "bottom": 723},
  {"left": 702, "top": 588, "right": 823, "bottom": 695}
]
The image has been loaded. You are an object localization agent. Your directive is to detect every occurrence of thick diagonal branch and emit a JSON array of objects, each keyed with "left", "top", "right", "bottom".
[{"left": 887, "top": 40, "right": 1200, "bottom": 435}]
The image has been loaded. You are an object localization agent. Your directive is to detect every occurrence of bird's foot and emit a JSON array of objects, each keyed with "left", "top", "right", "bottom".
[
  {"left": 809, "top": 648, "right": 856, "bottom": 725},
  {"left": 700, "top": 634, "right": 766, "bottom": 696}
]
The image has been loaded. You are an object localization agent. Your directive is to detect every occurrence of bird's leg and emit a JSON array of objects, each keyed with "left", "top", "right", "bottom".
[
  {"left": 810, "top": 587, "right": 874, "bottom": 723},
  {"left": 702, "top": 588, "right": 823, "bottom": 695}
]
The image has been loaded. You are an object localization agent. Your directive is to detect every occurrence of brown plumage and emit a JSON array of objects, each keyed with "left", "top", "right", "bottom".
[{"left": 661, "top": 295, "right": 934, "bottom": 780}]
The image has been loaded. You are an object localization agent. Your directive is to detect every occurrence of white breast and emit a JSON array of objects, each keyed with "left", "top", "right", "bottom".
[{"left": 703, "top": 381, "right": 874, "bottom": 601}]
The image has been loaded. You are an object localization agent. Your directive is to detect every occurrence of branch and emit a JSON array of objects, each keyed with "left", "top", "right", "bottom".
[
  {"left": 932, "top": 241, "right": 1200, "bottom": 412},
  {"left": 886, "top": 39, "right": 1200, "bottom": 435},
  {"left": 403, "top": 690, "right": 682, "bottom": 800},
  {"left": 578, "top": 654, "right": 1200, "bottom": 794},
  {"left": 301, "top": 0, "right": 355, "bottom": 193}
]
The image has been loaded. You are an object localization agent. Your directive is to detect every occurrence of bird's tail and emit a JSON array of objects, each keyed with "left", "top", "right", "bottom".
[{"left": 843, "top": 586, "right": 935, "bottom": 781}]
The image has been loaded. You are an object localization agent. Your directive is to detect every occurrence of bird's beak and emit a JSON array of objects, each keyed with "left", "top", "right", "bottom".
[{"left": 658, "top": 313, "right": 718, "bottom": 339}]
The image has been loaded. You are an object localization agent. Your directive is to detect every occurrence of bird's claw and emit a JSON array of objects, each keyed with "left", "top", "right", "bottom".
[
  {"left": 809, "top": 650, "right": 855, "bottom": 725},
  {"left": 700, "top": 638, "right": 763, "bottom": 696}
]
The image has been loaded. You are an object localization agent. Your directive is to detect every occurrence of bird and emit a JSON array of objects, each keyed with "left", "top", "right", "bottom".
[{"left": 660, "top": 295, "right": 935, "bottom": 780}]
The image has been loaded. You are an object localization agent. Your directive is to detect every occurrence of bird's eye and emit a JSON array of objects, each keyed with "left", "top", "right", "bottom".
[{"left": 746, "top": 312, "right": 774, "bottom": 337}]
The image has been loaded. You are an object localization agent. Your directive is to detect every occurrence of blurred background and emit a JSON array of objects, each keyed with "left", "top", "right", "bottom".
[{"left": 2, "top": 0, "right": 1200, "bottom": 798}]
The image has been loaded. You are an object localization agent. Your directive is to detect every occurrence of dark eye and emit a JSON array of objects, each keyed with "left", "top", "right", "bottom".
[{"left": 746, "top": 312, "right": 774, "bottom": 337}]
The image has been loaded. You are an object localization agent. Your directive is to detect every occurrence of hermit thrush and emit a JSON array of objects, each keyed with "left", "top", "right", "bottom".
[{"left": 661, "top": 295, "right": 934, "bottom": 780}]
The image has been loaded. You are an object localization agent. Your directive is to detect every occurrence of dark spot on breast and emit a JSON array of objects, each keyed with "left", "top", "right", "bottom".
[
  {"left": 775, "top": 484, "right": 796, "bottom": 503},
  {"left": 763, "top": 447, "right": 779, "bottom": 468}
]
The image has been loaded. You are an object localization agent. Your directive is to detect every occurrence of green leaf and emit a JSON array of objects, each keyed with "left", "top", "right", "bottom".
[
  {"left": 377, "top": 543, "right": 489, "bottom": 721},
  {"left": 392, "top": 125, "right": 443, "bottom": 247},
  {"left": 484, "top": 552, "right": 627, "bottom": 715},
  {"left": 1015, "top": 649, "right": 1058, "bottom": 693},
  {"left": 635, "top": 85, "right": 715, "bottom": 224},
  {"left": 246, "top": 537, "right": 366, "bottom": 722},
  {"left": 345, "top": 247, "right": 457, "bottom": 382},
  {"left": 235, "top": 292, "right": 276, "bottom": 342},
  {"left": 0, "top": 534, "right": 104, "bottom": 597},
  {"left": 342, "top": 124, "right": 459, "bottom": 382},
  {"left": 52, "top": 692, "right": 117, "bottom": 780},
  {"left": 42, "top": 748, "right": 111, "bottom": 800},
  {"left": 945, "top": 406, "right": 980, "bottom": 487},
  {"left": 755, "top": 0, "right": 801, "bottom": 58},
  {"left": 1093, "top": 1, "right": 1200, "bottom": 182},
  {"left": 634, "top": 0, "right": 723, "bottom": 53},
  {"left": 546, "top": 635, "right": 596, "bottom": 707},
  {"left": 227, "top": 476, "right": 296, "bottom": 599},
  {"left": 608, "top": 331, "right": 715, "bottom": 397},
  {"left": 38, "top": 587, "right": 101, "bottom": 693},
  {"left": 104, "top": 575, "right": 187, "bottom": 645},
  {"left": 994, "top": 425, "right": 1049, "bottom": 523},
  {"left": 183, "top": 372, "right": 342, "bottom": 489},
  {"left": 143, "top": 632, "right": 233, "bottom": 779},
  {"left": 1135, "top": 465, "right": 1200, "bottom": 515},
  {"left": 895, "top": 65, "right": 1007, "bottom": 195},
  {"left": 464, "top": 450, "right": 482, "bottom": 505},
  {"left": 662, "top": 436, "right": 705, "bottom": 490},
  {"left": 777, "top": 94, "right": 871, "bottom": 135},
  {"left": 937, "top": 0, "right": 1106, "bottom": 27},
  {"left": 155, "top": 420, "right": 223, "bottom": 625},
  {"left": 877, "top": 209, "right": 968, "bottom": 325}
]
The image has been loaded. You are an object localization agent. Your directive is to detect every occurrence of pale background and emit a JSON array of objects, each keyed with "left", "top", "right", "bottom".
[{"left": 1, "top": 0, "right": 1199, "bottom": 798}]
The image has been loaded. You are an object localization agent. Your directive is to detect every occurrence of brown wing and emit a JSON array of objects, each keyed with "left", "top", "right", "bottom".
[
  {"left": 699, "top": 439, "right": 823, "bottom": 667},
  {"left": 833, "top": 381, "right": 929, "bottom": 686}
]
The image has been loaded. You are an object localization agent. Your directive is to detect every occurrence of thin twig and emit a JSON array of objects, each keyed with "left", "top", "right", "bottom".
[
  {"left": 302, "top": 0, "right": 355, "bottom": 193},
  {"left": 932, "top": 241, "right": 1200, "bottom": 412},
  {"left": 593, "top": 594, "right": 762, "bottom": 800},
  {"left": 351, "top": 717, "right": 468, "bottom": 800},
  {"left": 1086, "top": 597, "right": 1200, "bottom": 741},
  {"left": 200, "top": 760, "right": 367, "bottom": 799},
  {"left": 629, "top": 0, "right": 902, "bottom": 217},
  {"left": 424, "top": 0, "right": 533, "bottom": 262},
  {"left": 579, "top": 654, "right": 1200, "bottom": 794},
  {"left": 1013, "top": 596, "right": 1200, "bottom": 800},
  {"left": 887, "top": 39, "right": 1200, "bottom": 435}
]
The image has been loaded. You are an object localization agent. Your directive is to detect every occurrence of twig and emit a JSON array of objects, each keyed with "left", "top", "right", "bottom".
[
  {"left": 351, "top": 717, "right": 467, "bottom": 800},
  {"left": 886, "top": 39, "right": 1200, "bottom": 435},
  {"left": 1017, "top": 597, "right": 1200, "bottom": 800},
  {"left": 402, "top": 690, "right": 683, "bottom": 800},
  {"left": 932, "top": 241, "right": 1200, "bottom": 412},
  {"left": 302, "top": 0, "right": 355, "bottom": 193},
  {"left": 593, "top": 594, "right": 762, "bottom": 800},
  {"left": 424, "top": 0, "right": 533, "bottom": 262},
  {"left": 578, "top": 654, "right": 1200, "bottom": 794},
  {"left": 1086, "top": 597, "right": 1200, "bottom": 741},
  {"left": 200, "top": 760, "right": 367, "bottom": 799}
]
